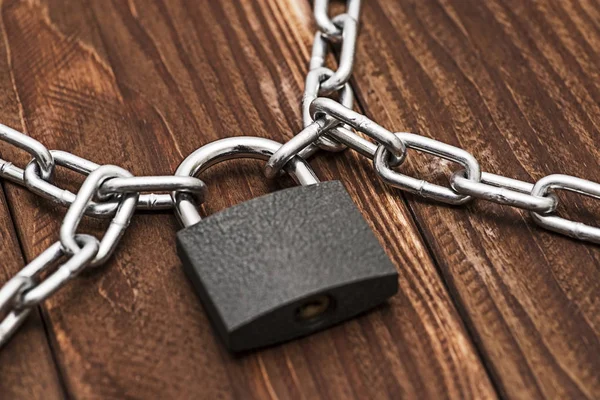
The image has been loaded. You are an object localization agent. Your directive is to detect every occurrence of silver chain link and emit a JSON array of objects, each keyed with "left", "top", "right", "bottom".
[
  {"left": 0, "top": 234, "right": 98, "bottom": 347},
  {"left": 268, "top": 0, "right": 600, "bottom": 244},
  {"left": 0, "top": 0, "right": 599, "bottom": 348},
  {"left": 0, "top": 124, "right": 206, "bottom": 347}
]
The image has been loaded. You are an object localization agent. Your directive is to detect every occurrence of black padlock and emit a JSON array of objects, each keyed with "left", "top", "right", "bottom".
[{"left": 173, "top": 137, "right": 398, "bottom": 352}]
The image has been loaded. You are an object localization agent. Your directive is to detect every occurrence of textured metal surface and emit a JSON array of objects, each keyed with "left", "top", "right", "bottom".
[{"left": 177, "top": 181, "right": 398, "bottom": 351}]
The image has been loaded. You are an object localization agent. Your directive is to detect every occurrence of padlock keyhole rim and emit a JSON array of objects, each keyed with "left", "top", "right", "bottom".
[{"left": 294, "top": 294, "right": 335, "bottom": 325}]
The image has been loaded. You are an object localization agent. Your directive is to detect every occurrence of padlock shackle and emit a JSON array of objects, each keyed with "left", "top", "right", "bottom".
[{"left": 173, "top": 136, "right": 320, "bottom": 227}]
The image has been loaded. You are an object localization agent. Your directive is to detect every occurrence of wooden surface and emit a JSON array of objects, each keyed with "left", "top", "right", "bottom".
[{"left": 0, "top": 0, "right": 598, "bottom": 398}]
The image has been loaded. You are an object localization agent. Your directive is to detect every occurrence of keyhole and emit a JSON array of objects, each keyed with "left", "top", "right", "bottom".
[{"left": 296, "top": 295, "right": 332, "bottom": 322}]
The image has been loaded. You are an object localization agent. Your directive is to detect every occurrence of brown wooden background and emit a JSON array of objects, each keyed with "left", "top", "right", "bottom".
[{"left": 0, "top": 0, "right": 598, "bottom": 399}]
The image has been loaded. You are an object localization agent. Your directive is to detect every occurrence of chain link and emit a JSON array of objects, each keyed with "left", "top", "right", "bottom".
[
  {"left": 301, "top": 66, "right": 352, "bottom": 153},
  {"left": 530, "top": 175, "right": 600, "bottom": 243},
  {"left": 60, "top": 165, "right": 139, "bottom": 266},
  {"left": 0, "top": 124, "right": 54, "bottom": 180},
  {"left": 374, "top": 133, "right": 481, "bottom": 205},
  {"left": 317, "top": 15, "right": 358, "bottom": 93},
  {"left": 313, "top": 0, "right": 361, "bottom": 39},
  {"left": 450, "top": 170, "right": 557, "bottom": 213},
  {"left": 0, "top": 235, "right": 99, "bottom": 347},
  {"left": 0, "top": 276, "right": 33, "bottom": 347}
]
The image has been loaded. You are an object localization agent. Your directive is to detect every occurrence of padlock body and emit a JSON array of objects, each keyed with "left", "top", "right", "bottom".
[{"left": 176, "top": 181, "right": 398, "bottom": 352}]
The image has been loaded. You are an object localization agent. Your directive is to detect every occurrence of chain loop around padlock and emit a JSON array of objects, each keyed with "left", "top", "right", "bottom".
[
  {"left": 173, "top": 136, "right": 319, "bottom": 228},
  {"left": 97, "top": 175, "right": 207, "bottom": 204}
]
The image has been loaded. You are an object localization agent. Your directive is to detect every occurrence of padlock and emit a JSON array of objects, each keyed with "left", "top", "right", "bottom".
[{"left": 173, "top": 136, "right": 398, "bottom": 352}]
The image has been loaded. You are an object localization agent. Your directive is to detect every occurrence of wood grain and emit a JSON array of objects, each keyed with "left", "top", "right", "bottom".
[
  {"left": 0, "top": 9, "right": 65, "bottom": 395},
  {"left": 346, "top": 0, "right": 600, "bottom": 399},
  {"left": 0, "top": 0, "right": 495, "bottom": 399},
  {"left": 0, "top": 0, "right": 598, "bottom": 398},
  {"left": 0, "top": 192, "right": 64, "bottom": 399}
]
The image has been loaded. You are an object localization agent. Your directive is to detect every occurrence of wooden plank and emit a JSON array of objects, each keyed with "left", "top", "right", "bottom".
[
  {"left": 0, "top": 5, "right": 67, "bottom": 397},
  {"left": 0, "top": 191, "right": 64, "bottom": 400},
  {"left": 0, "top": 0, "right": 497, "bottom": 398},
  {"left": 344, "top": 0, "right": 600, "bottom": 399}
]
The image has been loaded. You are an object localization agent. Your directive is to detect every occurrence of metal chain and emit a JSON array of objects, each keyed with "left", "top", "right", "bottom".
[
  {"left": 0, "top": 124, "right": 206, "bottom": 347},
  {"left": 0, "top": 234, "right": 99, "bottom": 347},
  {"left": 0, "top": 0, "right": 599, "bottom": 348},
  {"left": 267, "top": 0, "right": 600, "bottom": 244}
]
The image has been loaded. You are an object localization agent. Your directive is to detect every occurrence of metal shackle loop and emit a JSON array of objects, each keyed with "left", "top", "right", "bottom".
[{"left": 173, "top": 136, "right": 320, "bottom": 228}]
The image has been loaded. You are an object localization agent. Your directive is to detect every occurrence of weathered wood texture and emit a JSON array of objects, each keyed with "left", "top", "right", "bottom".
[
  {"left": 349, "top": 1, "right": 600, "bottom": 398},
  {"left": 0, "top": 21, "right": 64, "bottom": 397},
  {"left": 0, "top": 192, "right": 64, "bottom": 399},
  {"left": 0, "top": 0, "right": 597, "bottom": 399}
]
